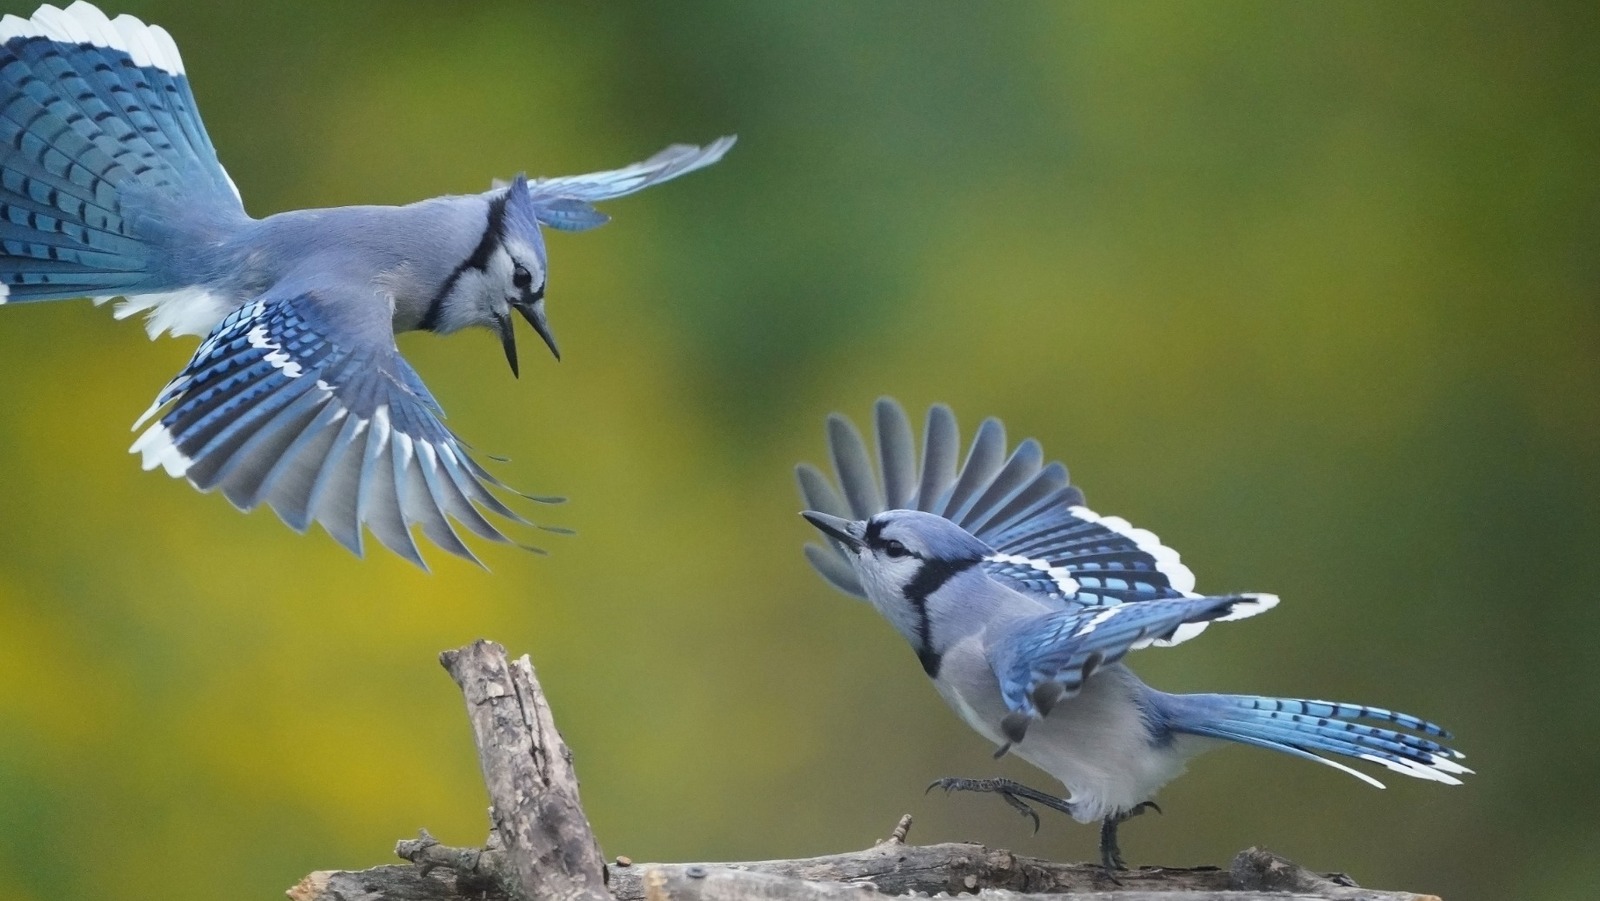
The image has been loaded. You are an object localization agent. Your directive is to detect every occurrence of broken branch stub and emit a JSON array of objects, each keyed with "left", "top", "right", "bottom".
[{"left": 438, "top": 639, "right": 609, "bottom": 901}]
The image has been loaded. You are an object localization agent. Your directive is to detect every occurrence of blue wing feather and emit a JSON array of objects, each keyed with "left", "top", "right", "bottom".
[
  {"left": 130, "top": 284, "right": 543, "bottom": 566},
  {"left": 799, "top": 399, "right": 1202, "bottom": 610},
  {"left": 525, "top": 136, "right": 736, "bottom": 203},
  {"left": 2, "top": 4, "right": 242, "bottom": 303},
  {"left": 989, "top": 596, "right": 1255, "bottom": 720}
]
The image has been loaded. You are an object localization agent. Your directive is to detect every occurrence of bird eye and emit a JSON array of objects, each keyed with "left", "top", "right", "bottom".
[
  {"left": 883, "top": 539, "right": 909, "bottom": 558},
  {"left": 512, "top": 264, "right": 534, "bottom": 289}
]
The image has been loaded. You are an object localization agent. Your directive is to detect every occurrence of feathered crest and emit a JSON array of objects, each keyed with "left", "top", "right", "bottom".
[{"left": 500, "top": 174, "right": 549, "bottom": 257}]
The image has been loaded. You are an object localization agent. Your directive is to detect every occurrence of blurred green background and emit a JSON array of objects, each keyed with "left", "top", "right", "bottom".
[{"left": 1, "top": 2, "right": 1596, "bottom": 900}]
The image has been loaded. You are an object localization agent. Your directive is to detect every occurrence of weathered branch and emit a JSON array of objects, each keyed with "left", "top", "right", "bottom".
[
  {"left": 438, "top": 639, "right": 608, "bottom": 901},
  {"left": 286, "top": 641, "right": 1444, "bottom": 901},
  {"left": 292, "top": 833, "right": 1438, "bottom": 901}
]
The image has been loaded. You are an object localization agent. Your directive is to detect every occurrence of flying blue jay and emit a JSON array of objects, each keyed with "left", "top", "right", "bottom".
[
  {"left": 798, "top": 399, "right": 1469, "bottom": 875},
  {"left": 0, "top": 3, "right": 733, "bottom": 566}
]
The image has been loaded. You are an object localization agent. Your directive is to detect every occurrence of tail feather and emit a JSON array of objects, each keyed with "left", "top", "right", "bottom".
[
  {"left": 1, "top": 2, "right": 242, "bottom": 306},
  {"left": 1169, "top": 693, "right": 1471, "bottom": 788}
]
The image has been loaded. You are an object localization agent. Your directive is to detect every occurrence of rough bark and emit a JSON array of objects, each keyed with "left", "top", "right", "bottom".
[
  {"left": 436, "top": 639, "right": 609, "bottom": 901},
  {"left": 291, "top": 839, "right": 1438, "bottom": 901},
  {"left": 285, "top": 641, "right": 1444, "bottom": 901}
]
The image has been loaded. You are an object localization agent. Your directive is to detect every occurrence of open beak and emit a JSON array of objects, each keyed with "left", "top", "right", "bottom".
[
  {"left": 496, "top": 311, "right": 520, "bottom": 378},
  {"left": 512, "top": 290, "right": 560, "bottom": 362},
  {"left": 801, "top": 511, "right": 865, "bottom": 551}
]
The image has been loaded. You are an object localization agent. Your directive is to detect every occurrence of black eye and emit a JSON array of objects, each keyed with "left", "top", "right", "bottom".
[
  {"left": 512, "top": 265, "right": 533, "bottom": 289},
  {"left": 883, "top": 539, "right": 909, "bottom": 558}
]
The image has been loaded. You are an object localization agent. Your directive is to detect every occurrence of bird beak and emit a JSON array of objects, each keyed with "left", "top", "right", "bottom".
[
  {"left": 512, "top": 290, "right": 560, "bottom": 362},
  {"left": 801, "top": 511, "right": 865, "bottom": 551},
  {"left": 496, "top": 311, "right": 520, "bottom": 378}
]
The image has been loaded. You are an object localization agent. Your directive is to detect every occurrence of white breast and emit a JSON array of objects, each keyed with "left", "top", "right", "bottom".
[{"left": 932, "top": 647, "right": 1215, "bottom": 823}]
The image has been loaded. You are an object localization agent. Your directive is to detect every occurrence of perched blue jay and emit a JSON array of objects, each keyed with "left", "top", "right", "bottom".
[
  {"left": 0, "top": 3, "right": 733, "bottom": 565},
  {"left": 798, "top": 399, "right": 1469, "bottom": 875}
]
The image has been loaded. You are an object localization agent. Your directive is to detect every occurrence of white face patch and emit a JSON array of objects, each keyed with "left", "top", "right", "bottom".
[
  {"left": 0, "top": 2, "right": 187, "bottom": 76},
  {"left": 500, "top": 236, "right": 546, "bottom": 289},
  {"left": 435, "top": 244, "right": 534, "bottom": 336}
]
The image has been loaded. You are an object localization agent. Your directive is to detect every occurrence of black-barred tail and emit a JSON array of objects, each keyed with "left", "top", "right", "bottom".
[
  {"left": 0, "top": 2, "right": 241, "bottom": 323},
  {"left": 1162, "top": 693, "right": 1472, "bottom": 787}
]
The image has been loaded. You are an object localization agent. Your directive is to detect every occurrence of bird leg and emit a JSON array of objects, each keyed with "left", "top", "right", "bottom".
[
  {"left": 1099, "top": 801, "right": 1162, "bottom": 879},
  {"left": 926, "top": 777, "right": 1078, "bottom": 833}
]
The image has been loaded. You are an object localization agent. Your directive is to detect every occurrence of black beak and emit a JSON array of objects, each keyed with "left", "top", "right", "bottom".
[
  {"left": 512, "top": 288, "right": 560, "bottom": 362},
  {"left": 496, "top": 311, "right": 520, "bottom": 378},
  {"left": 801, "top": 511, "right": 865, "bottom": 551}
]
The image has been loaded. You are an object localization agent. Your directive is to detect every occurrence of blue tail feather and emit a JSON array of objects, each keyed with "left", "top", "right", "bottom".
[{"left": 1161, "top": 692, "right": 1470, "bottom": 788}]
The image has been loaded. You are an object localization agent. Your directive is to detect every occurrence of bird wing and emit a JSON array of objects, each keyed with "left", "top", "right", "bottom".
[
  {"left": 797, "top": 398, "right": 1200, "bottom": 610},
  {"left": 129, "top": 277, "right": 559, "bottom": 567},
  {"left": 984, "top": 594, "right": 1278, "bottom": 744},
  {"left": 520, "top": 136, "right": 737, "bottom": 232},
  {"left": 0, "top": 2, "right": 245, "bottom": 311}
]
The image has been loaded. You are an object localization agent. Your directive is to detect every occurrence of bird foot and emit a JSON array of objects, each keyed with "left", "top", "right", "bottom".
[
  {"left": 1098, "top": 801, "right": 1163, "bottom": 880},
  {"left": 926, "top": 776, "right": 1077, "bottom": 834}
]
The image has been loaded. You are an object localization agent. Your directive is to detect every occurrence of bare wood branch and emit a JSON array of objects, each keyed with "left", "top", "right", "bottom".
[
  {"left": 290, "top": 841, "right": 1439, "bottom": 901},
  {"left": 286, "top": 642, "right": 1445, "bottom": 901},
  {"left": 437, "top": 639, "right": 609, "bottom": 901}
]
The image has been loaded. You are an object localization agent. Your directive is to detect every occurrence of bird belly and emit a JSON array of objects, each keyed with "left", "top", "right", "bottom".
[
  {"left": 1013, "top": 694, "right": 1200, "bottom": 823},
  {"left": 932, "top": 654, "right": 1199, "bottom": 823}
]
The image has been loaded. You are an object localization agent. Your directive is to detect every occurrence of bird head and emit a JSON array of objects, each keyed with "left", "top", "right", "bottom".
[
  {"left": 429, "top": 175, "right": 556, "bottom": 377},
  {"left": 495, "top": 174, "right": 557, "bottom": 374},
  {"left": 802, "top": 509, "right": 992, "bottom": 645}
]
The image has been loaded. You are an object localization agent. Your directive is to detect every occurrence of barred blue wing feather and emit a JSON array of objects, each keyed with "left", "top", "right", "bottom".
[
  {"left": 0, "top": 2, "right": 242, "bottom": 305},
  {"left": 797, "top": 398, "right": 1212, "bottom": 635},
  {"left": 987, "top": 594, "right": 1279, "bottom": 738},
  {"left": 130, "top": 284, "right": 546, "bottom": 567}
]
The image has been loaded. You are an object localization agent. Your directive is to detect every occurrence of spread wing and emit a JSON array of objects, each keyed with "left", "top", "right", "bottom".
[
  {"left": 520, "top": 136, "right": 737, "bottom": 232},
  {"left": 984, "top": 594, "right": 1278, "bottom": 744},
  {"left": 798, "top": 398, "right": 1201, "bottom": 611},
  {"left": 130, "top": 277, "right": 560, "bottom": 566}
]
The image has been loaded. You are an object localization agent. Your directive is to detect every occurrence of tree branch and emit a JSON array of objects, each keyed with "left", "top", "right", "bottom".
[
  {"left": 291, "top": 841, "right": 1438, "bottom": 901},
  {"left": 436, "top": 639, "right": 609, "bottom": 901},
  {"left": 285, "top": 641, "right": 1444, "bottom": 901}
]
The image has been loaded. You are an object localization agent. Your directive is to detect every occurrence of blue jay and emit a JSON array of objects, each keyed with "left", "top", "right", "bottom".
[
  {"left": 0, "top": 3, "right": 733, "bottom": 566},
  {"left": 798, "top": 399, "right": 1469, "bottom": 875}
]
